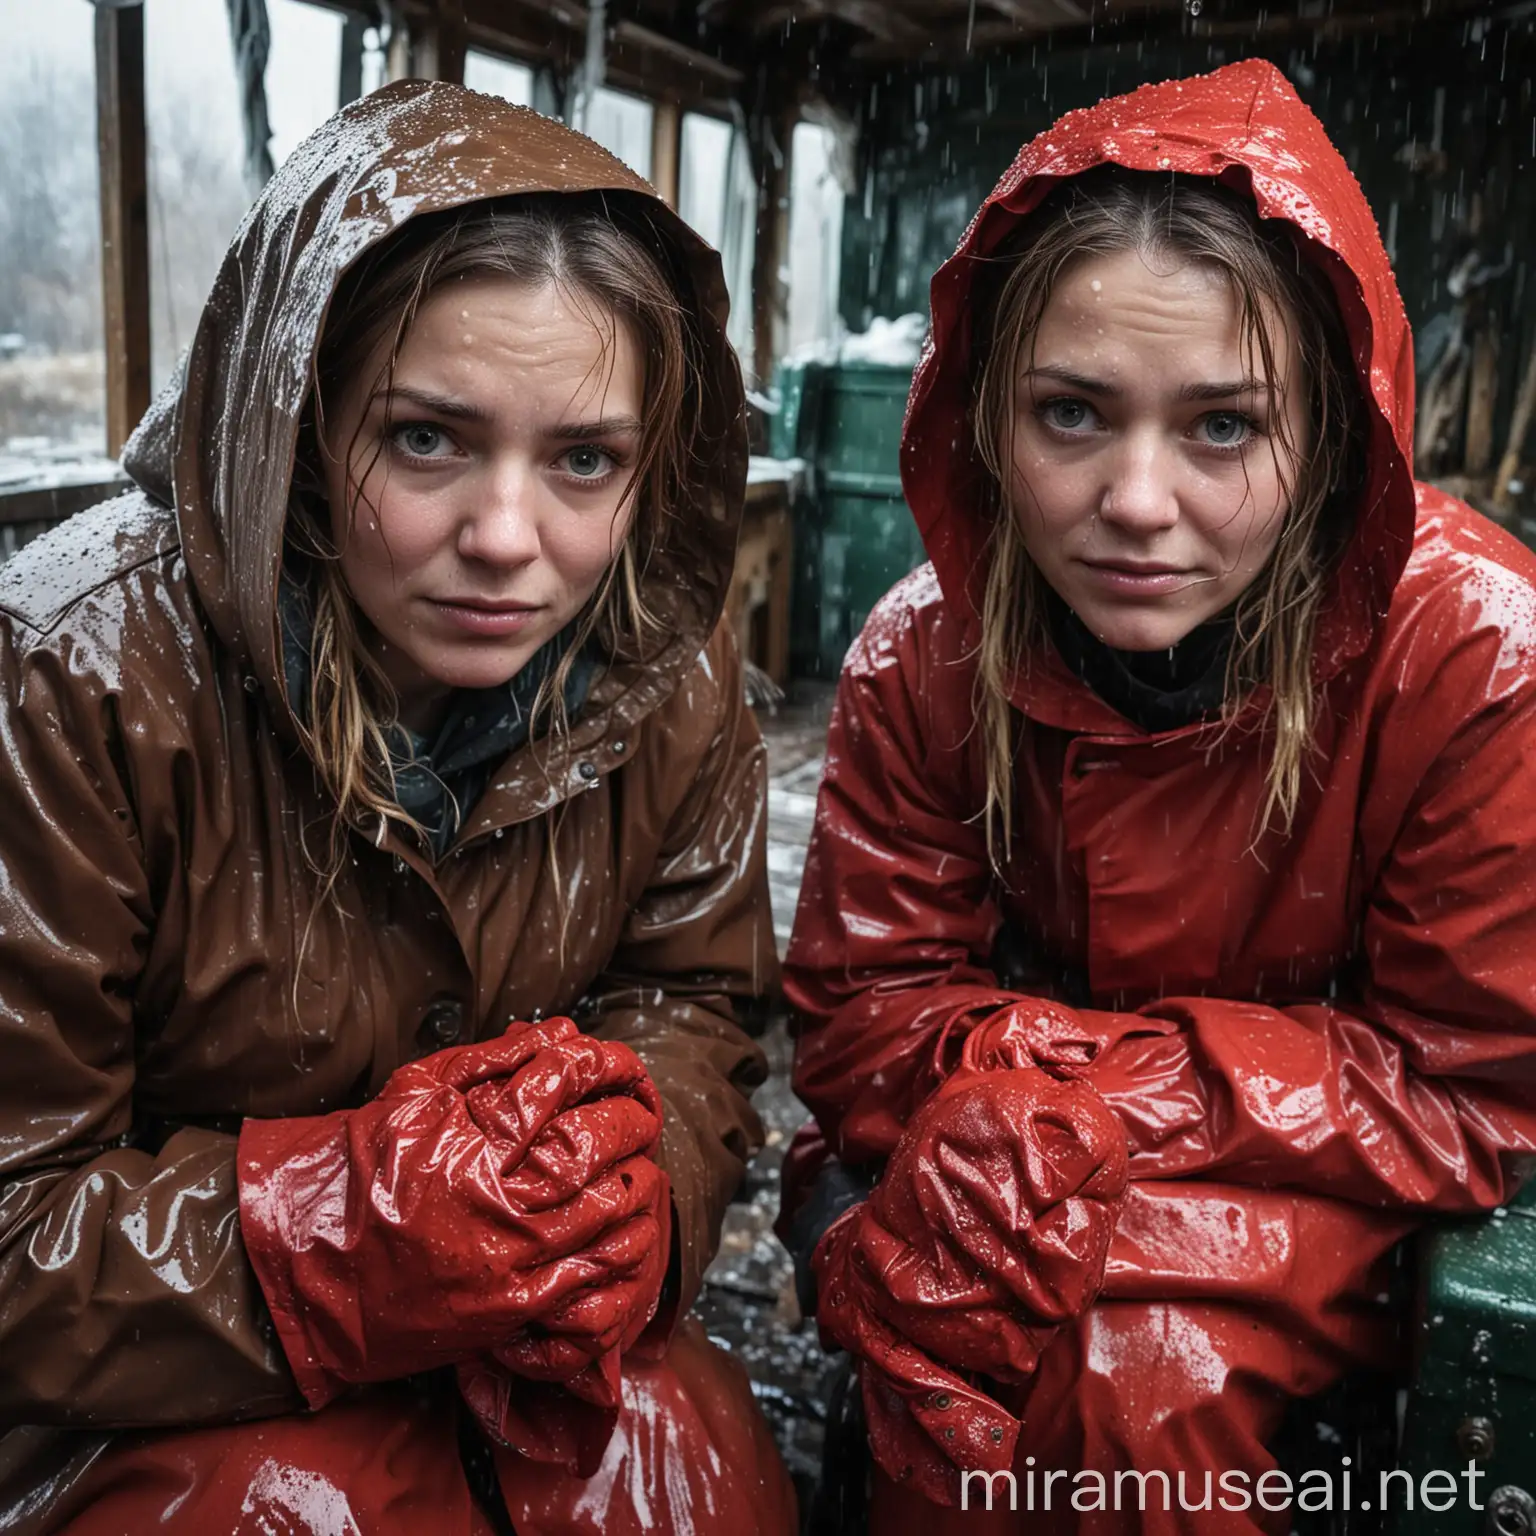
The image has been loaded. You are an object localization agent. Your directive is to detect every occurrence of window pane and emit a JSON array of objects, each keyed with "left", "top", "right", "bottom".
[
  {"left": 679, "top": 113, "right": 731, "bottom": 250},
  {"left": 145, "top": 0, "right": 345, "bottom": 393},
  {"left": 360, "top": 27, "right": 387, "bottom": 97},
  {"left": 583, "top": 87, "right": 653, "bottom": 181},
  {"left": 465, "top": 50, "right": 533, "bottom": 107},
  {"left": 0, "top": 4, "right": 105, "bottom": 463},
  {"left": 145, "top": 0, "right": 248, "bottom": 391},
  {"left": 680, "top": 111, "right": 754, "bottom": 378},
  {"left": 266, "top": 0, "right": 344, "bottom": 167},
  {"left": 787, "top": 121, "right": 846, "bottom": 355}
]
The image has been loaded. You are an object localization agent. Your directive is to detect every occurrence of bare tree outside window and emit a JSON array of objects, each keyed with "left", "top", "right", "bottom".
[
  {"left": 146, "top": 0, "right": 343, "bottom": 392},
  {"left": 0, "top": 4, "right": 106, "bottom": 467},
  {"left": 0, "top": 0, "right": 348, "bottom": 478}
]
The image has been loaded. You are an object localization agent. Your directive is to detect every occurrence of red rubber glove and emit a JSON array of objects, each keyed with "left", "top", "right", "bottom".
[
  {"left": 814, "top": 1064, "right": 1128, "bottom": 1506},
  {"left": 238, "top": 1017, "right": 665, "bottom": 1409},
  {"left": 943, "top": 996, "right": 1127, "bottom": 1081},
  {"left": 455, "top": 1163, "right": 673, "bottom": 1475}
]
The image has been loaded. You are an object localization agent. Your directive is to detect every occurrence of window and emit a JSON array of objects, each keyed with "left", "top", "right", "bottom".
[
  {"left": 265, "top": 0, "right": 346, "bottom": 167},
  {"left": 145, "top": 0, "right": 249, "bottom": 391},
  {"left": 145, "top": 0, "right": 346, "bottom": 391},
  {"left": 582, "top": 87, "right": 653, "bottom": 180},
  {"left": 787, "top": 121, "right": 846, "bottom": 355},
  {"left": 464, "top": 51, "right": 534, "bottom": 107},
  {"left": 0, "top": 3, "right": 106, "bottom": 463},
  {"left": 680, "top": 111, "right": 755, "bottom": 378},
  {"left": 680, "top": 113, "right": 732, "bottom": 250}
]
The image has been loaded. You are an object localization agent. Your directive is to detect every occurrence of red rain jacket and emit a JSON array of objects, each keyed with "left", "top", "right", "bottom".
[{"left": 785, "top": 56, "right": 1536, "bottom": 1503}]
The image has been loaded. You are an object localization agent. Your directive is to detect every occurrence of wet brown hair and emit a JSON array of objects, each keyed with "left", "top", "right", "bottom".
[
  {"left": 286, "top": 193, "right": 702, "bottom": 877},
  {"left": 970, "top": 167, "right": 1362, "bottom": 866}
]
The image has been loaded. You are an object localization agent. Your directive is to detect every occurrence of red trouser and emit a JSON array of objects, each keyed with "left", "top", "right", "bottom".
[
  {"left": 43, "top": 1321, "right": 796, "bottom": 1536},
  {"left": 868, "top": 1184, "right": 1409, "bottom": 1535}
]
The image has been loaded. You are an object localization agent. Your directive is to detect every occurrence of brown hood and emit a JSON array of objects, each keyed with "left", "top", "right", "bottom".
[{"left": 121, "top": 78, "right": 746, "bottom": 733}]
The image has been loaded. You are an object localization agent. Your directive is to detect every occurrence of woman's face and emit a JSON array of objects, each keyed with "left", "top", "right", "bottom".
[
  {"left": 322, "top": 276, "right": 643, "bottom": 731},
  {"left": 1007, "top": 247, "right": 1309, "bottom": 652}
]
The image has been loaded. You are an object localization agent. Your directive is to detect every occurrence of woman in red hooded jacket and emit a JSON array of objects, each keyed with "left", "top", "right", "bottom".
[{"left": 783, "top": 58, "right": 1536, "bottom": 1533}]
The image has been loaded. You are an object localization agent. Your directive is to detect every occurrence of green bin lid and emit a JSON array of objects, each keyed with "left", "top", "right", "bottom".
[{"left": 1416, "top": 1177, "right": 1536, "bottom": 1394}]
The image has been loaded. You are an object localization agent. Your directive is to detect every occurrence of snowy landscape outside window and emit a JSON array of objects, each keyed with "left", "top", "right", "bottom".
[
  {"left": 582, "top": 87, "right": 654, "bottom": 182},
  {"left": 464, "top": 51, "right": 534, "bottom": 108},
  {"left": 786, "top": 121, "right": 846, "bottom": 359},
  {"left": 0, "top": 5, "right": 107, "bottom": 477},
  {"left": 146, "top": 0, "right": 343, "bottom": 393},
  {"left": 680, "top": 110, "right": 756, "bottom": 381}
]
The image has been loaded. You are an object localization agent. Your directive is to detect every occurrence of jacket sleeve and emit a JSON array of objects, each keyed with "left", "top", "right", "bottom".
[
  {"left": 583, "top": 622, "right": 773, "bottom": 1322},
  {"left": 0, "top": 622, "right": 300, "bottom": 1428},
  {"left": 784, "top": 605, "right": 1536, "bottom": 1216}
]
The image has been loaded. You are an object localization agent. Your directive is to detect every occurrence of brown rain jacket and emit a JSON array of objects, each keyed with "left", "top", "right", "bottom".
[{"left": 0, "top": 79, "right": 773, "bottom": 1515}]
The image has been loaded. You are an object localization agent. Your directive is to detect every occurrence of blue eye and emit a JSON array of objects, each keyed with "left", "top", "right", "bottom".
[
  {"left": 1201, "top": 412, "right": 1252, "bottom": 448},
  {"left": 393, "top": 423, "right": 450, "bottom": 459},
  {"left": 562, "top": 446, "right": 615, "bottom": 479},
  {"left": 1042, "top": 398, "right": 1095, "bottom": 432}
]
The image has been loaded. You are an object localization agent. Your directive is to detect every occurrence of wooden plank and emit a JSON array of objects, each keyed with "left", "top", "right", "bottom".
[
  {"left": 1494, "top": 333, "right": 1536, "bottom": 515},
  {"left": 1465, "top": 327, "right": 1499, "bottom": 477},
  {"left": 720, "top": 0, "right": 933, "bottom": 41},
  {"left": 94, "top": 4, "right": 152, "bottom": 459},
  {"left": 751, "top": 103, "right": 797, "bottom": 390},
  {"left": 413, "top": 0, "right": 467, "bottom": 81},
  {"left": 726, "top": 494, "right": 794, "bottom": 686},
  {"left": 338, "top": 13, "right": 367, "bottom": 104},
  {"left": 458, "top": 0, "right": 741, "bottom": 111},
  {"left": 987, "top": 0, "right": 1090, "bottom": 20},
  {"left": 650, "top": 99, "right": 682, "bottom": 207},
  {"left": 0, "top": 477, "right": 128, "bottom": 529}
]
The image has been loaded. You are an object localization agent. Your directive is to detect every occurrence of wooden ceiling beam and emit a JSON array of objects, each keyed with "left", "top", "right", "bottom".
[
  {"left": 984, "top": 0, "right": 1090, "bottom": 25},
  {"left": 818, "top": 0, "right": 935, "bottom": 42},
  {"left": 458, "top": 0, "right": 741, "bottom": 109},
  {"left": 700, "top": 0, "right": 933, "bottom": 43}
]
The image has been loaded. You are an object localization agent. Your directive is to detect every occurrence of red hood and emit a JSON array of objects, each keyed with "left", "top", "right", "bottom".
[{"left": 900, "top": 57, "right": 1416, "bottom": 709}]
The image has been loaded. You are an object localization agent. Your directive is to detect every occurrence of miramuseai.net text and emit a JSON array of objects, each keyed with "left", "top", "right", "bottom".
[{"left": 960, "top": 1460, "right": 1492, "bottom": 1516}]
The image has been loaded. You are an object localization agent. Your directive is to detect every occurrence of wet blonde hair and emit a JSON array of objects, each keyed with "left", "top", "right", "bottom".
[
  {"left": 288, "top": 195, "right": 700, "bottom": 877},
  {"left": 970, "top": 168, "right": 1361, "bottom": 867}
]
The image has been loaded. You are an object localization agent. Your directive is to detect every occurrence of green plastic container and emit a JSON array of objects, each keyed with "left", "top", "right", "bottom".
[
  {"left": 818, "top": 361, "right": 912, "bottom": 479},
  {"left": 823, "top": 479, "right": 928, "bottom": 642},
  {"left": 774, "top": 358, "right": 925, "bottom": 678},
  {"left": 1393, "top": 1181, "right": 1536, "bottom": 1533},
  {"left": 769, "top": 360, "right": 826, "bottom": 462}
]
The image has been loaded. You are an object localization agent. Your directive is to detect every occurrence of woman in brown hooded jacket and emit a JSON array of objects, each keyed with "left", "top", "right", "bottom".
[{"left": 0, "top": 81, "right": 793, "bottom": 1535}]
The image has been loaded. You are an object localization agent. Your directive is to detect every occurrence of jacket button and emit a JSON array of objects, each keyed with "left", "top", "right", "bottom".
[
  {"left": 578, "top": 760, "right": 598, "bottom": 780},
  {"left": 420, "top": 999, "right": 465, "bottom": 1047}
]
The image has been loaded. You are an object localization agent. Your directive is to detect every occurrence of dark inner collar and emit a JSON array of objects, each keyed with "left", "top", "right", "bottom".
[{"left": 1044, "top": 587, "right": 1235, "bottom": 734}]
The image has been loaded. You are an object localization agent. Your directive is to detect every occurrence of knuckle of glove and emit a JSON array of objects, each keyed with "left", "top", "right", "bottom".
[
  {"left": 499, "top": 1097, "right": 664, "bottom": 1209},
  {"left": 963, "top": 1005, "right": 1103, "bottom": 1077}
]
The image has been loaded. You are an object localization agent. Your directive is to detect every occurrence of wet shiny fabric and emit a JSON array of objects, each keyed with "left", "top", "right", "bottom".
[
  {"left": 494, "top": 1318, "right": 799, "bottom": 1536},
  {"left": 238, "top": 1019, "right": 670, "bottom": 1413},
  {"left": 34, "top": 1323, "right": 794, "bottom": 1536},
  {"left": 784, "top": 58, "right": 1536, "bottom": 1518},
  {"left": 811, "top": 1066, "right": 1128, "bottom": 1503},
  {"left": 0, "top": 78, "right": 787, "bottom": 1533}
]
